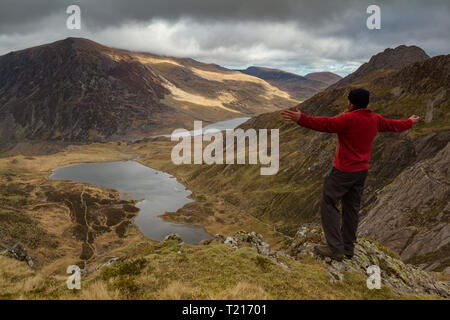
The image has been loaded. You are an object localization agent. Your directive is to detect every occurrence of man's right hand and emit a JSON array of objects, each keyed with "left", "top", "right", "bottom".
[
  {"left": 409, "top": 115, "right": 420, "bottom": 124},
  {"left": 282, "top": 107, "right": 302, "bottom": 123}
]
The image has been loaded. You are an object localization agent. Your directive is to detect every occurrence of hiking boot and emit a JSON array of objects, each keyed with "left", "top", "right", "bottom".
[
  {"left": 344, "top": 249, "right": 354, "bottom": 259},
  {"left": 314, "top": 245, "right": 344, "bottom": 261}
]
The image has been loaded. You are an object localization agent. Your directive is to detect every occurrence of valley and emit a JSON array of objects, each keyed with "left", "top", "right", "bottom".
[
  {"left": 2, "top": 133, "right": 448, "bottom": 300},
  {"left": 0, "top": 39, "right": 449, "bottom": 300}
]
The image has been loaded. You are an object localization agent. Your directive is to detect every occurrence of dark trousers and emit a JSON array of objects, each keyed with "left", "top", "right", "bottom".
[{"left": 320, "top": 167, "right": 368, "bottom": 255}]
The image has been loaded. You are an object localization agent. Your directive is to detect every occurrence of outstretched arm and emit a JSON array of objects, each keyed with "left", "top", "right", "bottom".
[
  {"left": 377, "top": 114, "right": 419, "bottom": 132},
  {"left": 282, "top": 107, "right": 348, "bottom": 133}
]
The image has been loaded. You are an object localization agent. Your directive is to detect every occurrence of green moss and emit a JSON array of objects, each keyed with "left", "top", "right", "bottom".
[
  {"left": 360, "top": 238, "right": 400, "bottom": 260},
  {"left": 341, "top": 271, "right": 396, "bottom": 300},
  {"left": 102, "top": 258, "right": 148, "bottom": 279}
]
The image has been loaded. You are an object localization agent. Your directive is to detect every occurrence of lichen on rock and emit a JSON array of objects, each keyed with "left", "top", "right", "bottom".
[
  {"left": 215, "top": 230, "right": 290, "bottom": 269},
  {"left": 289, "top": 224, "right": 450, "bottom": 298}
]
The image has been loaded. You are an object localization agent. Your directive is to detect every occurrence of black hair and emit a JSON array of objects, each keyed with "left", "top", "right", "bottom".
[{"left": 348, "top": 88, "right": 370, "bottom": 110}]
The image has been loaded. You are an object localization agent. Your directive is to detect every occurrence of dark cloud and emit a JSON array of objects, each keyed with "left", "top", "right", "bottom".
[
  {"left": 0, "top": 0, "right": 449, "bottom": 75},
  {"left": 0, "top": 0, "right": 361, "bottom": 31}
]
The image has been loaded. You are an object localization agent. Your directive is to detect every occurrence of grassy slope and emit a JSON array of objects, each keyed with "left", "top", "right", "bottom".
[
  {"left": 1, "top": 238, "right": 436, "bottom": 300},
  {"left": 0, "top": 142, "right": 442, "bottom": 300},
  {"left": 125, "top": 50, "right": 300, "bottom": 129}
]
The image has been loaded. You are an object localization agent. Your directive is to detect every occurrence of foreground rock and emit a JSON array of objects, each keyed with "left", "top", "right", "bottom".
[
  {"left": 214, "top": 231, "right": 289, "bottom": 270},
  {"left": 163, "top": 233, "right": 183, "bottom": 243},
  {"left": 3, "top": 243, "right": 34, "bottom": 269},
  {"left": 290, "top": 225, "right": 450, "bottom": 298}
]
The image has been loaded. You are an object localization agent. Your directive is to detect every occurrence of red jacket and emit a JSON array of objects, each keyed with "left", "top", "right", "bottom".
[{"left": 297, "top": 108, "right": 412, "bottom": 172}]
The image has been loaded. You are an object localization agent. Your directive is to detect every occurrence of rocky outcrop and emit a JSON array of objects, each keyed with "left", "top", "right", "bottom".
[
  {"left": 163, "top": 233, "right": 183, "bottom": 243},
  {"left": 2, "top": 243, "right": 34, "bottom": 269},
  {"left": 359, "top": 142, "right": 450, "bottom": 272},
  {"left": 201, "top": 227, "right": 450, "bottom": 297},
  {"left": 289, "top": 225, "right": 450, "bottom": 298},
  {"left": 80, "top": 256, "right": 120, "bottom": 276},
  {"left": 212, "top": 231, "right": 289, "bottom": 270}
]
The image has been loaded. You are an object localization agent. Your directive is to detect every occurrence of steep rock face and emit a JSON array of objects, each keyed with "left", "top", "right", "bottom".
[
  {"left": 329, "top": 45, "right": 430, "bottom": 89},
  {"left": 359, "top": 142, "right": 450, "bottom": 272}
]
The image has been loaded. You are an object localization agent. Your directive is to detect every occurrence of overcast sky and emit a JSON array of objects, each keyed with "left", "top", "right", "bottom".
[{"left": 1, "top": 0, "right": 449, "bottom": 76}]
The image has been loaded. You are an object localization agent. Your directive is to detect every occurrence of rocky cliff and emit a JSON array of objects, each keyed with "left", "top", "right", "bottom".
[{"left": 359, "top": 142, "right": 450, "bottom": 272}]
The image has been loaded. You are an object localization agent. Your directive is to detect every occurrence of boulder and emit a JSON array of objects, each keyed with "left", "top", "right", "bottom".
[
  {"left": 5, "top": 243, "right": 34, "bottom": 269},
  {"left": 222, "top": 230, "right": 290, "bottom": 269},
  {"left": 224, "top": 237, "right": 238, "bottom": 249},
  {"left": 214, "top": 234, "right": 226, "bottom": 243},
  {"left": 163, "top": 233, "right": 182, "bottom": 243}
]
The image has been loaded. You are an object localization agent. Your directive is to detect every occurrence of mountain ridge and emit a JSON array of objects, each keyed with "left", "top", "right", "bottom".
[
  {"left": 328, "top": 45, "right": 430, "bottom": 89},
  {"left": 238, "top": 66, "right": 342, "bottom": 100}
]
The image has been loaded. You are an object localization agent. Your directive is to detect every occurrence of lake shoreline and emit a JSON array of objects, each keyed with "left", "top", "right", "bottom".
[{"left": 49, "top": 160, "right": 213, "bottom": 244}]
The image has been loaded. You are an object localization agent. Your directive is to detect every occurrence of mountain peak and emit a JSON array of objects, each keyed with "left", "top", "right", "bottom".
[
  {"left": 54, "top": 37, "right": 111, "bottom": 51},
  {"left": 329, "top": 45, "right": 430, "bottom": 89},
  {"left": 368, "top": 45, "right": 429, "bottom": 68}
]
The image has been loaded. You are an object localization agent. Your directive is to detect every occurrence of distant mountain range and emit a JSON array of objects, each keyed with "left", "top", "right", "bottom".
[
  {"left": 177, "top": 45, "right": 450, "bottom": 272},
  {"left": 238, "top": 66, "right": 341, "bottom": 100},
  {"left": 0, "top": 38, "right": 306, "bottom": 149}
]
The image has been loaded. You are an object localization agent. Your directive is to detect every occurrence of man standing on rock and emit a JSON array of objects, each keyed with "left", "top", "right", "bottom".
[{"left": 282, "top": 88, "right": 420, "bottom": 261}]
